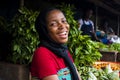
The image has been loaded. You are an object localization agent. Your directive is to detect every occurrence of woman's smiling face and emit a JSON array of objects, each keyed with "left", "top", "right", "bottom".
[{"left": 46, "top": 9, "right": 70, "bottom": 44}]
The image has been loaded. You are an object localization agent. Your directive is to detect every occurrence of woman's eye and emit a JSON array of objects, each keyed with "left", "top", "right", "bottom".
[
  {"left": 49, "top": 22, "right": 57, "bottom": 26},
  {"left": 62, "top": 19, "right": 67, "bottom": 23}
]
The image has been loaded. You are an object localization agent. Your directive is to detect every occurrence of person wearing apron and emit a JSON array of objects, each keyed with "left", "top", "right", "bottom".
[{"left": 78, "top": 8, "right": 100, "bottom": 41}]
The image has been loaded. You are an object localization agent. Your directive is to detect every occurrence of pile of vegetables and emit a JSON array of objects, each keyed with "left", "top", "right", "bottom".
[
  {"left": 87, "top": 64, "right": 120, "bottom": 80},
  {"left": 93, "top": 62, "right": 120, "bottom": 70},
  {"left": 109, "top": 43, "right": 120, "bottom": 52},
  {"left": 95, "top": 42, "right": 120, "bottom": 53}
]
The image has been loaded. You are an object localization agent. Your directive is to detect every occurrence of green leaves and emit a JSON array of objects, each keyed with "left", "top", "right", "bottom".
[
  {"left": 109, "top": 43, "right": 120, "bottom": 52},
  {"left": 8, "top": 7, "right": 40, "bottom": 64}
]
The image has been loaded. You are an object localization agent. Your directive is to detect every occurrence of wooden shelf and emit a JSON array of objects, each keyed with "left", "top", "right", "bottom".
[{"left": 99, "top": 51, "right": 118, "bottom": 62}]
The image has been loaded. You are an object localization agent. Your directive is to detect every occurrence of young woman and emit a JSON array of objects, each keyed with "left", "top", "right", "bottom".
[{"left": 30, "top": 7, "right": 81, "bottom": 80}]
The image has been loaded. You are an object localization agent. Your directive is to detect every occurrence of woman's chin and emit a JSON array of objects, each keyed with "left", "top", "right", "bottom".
[{"left": 57, "top": 39, "right": 68, "bottom": 44}]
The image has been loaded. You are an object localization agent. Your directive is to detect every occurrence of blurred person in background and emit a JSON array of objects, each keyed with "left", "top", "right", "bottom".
[{"left": 78, "top": 8, "right": 100, "bottom": 42}]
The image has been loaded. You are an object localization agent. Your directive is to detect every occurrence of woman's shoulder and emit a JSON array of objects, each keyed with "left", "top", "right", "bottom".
[
  {"left": 34, "top": 46, "right": 53, "bottom": 56},
  {"left": 35, "top": 46, "right": 49, "bottom": 52}
]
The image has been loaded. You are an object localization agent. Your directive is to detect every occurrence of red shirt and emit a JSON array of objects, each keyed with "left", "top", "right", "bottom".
[{"left": 30, "top": 46, "right": 73, "bottom": 79}]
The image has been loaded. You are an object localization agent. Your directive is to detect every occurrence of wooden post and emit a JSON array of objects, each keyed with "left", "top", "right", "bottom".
[
  {"left": 20, "top": 0, "right": 24, "bottom": 8},
  {"left": 95, "top": 6, "right": 98, "bottom": 31},
  {"left": 117, "top": 16, "right": 120, "bottom": 35}
]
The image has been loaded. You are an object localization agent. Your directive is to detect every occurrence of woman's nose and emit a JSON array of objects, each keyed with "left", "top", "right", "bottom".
[{"left": 58, "top": 22, "right": 64, "bottom": 29}]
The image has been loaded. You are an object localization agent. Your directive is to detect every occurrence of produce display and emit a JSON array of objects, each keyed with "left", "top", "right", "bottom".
[
  {"left": 79, "top": 65, "right": 120, "bottom": 80},
  {"left": 96, "top": 42, "right": 120, "bottom": 53},
  {"left": 93, "top": 61, "right": 120, "bottom": 71}
]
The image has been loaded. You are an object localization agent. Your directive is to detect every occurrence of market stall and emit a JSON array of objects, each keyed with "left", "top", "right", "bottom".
[{"left": 90, "top": 42, "right": 120, "bottom": 80}]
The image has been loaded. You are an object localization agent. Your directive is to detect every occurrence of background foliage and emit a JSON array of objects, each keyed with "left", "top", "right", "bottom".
[{"left": 7, "top": 7, "right": 40, "bottom": 64}]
